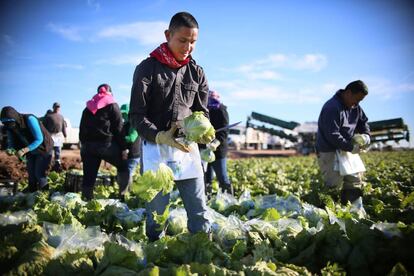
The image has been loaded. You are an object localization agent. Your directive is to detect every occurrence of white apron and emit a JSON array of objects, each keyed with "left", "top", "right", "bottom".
[{"left": 141, "top": 140, "right": 203, "bottom": 181}]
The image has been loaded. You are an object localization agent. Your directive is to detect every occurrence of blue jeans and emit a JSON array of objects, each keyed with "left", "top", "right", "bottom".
[
  {"left": 145, "top": 177, "right": 210, "bottom": 241},
  {"left": 26, "top": 150, "right": 52, "bottom": 191},
  {"left": 205, "top": 158, "right": 232, "bottom": 193},
  {"left": 80, "top": 142, "right": 129, "bottom": 200},
  {"left": 119, "top": 157, "right": 140, "bottom": 196},
  {"left": 53, "top": 146, "right": 61, "bottom": 161}
]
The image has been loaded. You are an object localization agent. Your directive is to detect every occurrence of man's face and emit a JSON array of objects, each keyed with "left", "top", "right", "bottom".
[
  {"left": 343, "top": 90, "right": 366, "bottom": 108},
  {"left": 165, "top": 26, "right": 198, "bottom": 61}
]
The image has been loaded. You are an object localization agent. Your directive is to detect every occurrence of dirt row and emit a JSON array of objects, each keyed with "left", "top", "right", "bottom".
[{"left": 0, "top": 148, "right": 297, "bottom": 182}]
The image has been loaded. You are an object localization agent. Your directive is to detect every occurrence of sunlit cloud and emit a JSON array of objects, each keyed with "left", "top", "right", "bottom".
[
  {"left": 293, "top": 54, "right": 327, "bottom": 71},
  {"left": 216, "top": 80, "right": 325, "bottom": 105},
  {"left": 55, "top": 64, "right": 84, "bottom": 70},
  {"left": 237, "top": 53, "right": 328, "bottom": 73},
  {"left": 97, "top": 21, "right": 167, "bottom": 45},
  {"left": 47, "top": 23, "right": 82, "bottom": 41},
  {"left": 249, "top": 70, "right": 283, "bottom": 80},
  {"left": 365, "top": 77, "right": 414, "bottom": 99}
]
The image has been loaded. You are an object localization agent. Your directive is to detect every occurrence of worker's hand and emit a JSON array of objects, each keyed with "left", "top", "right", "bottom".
[
  {"left": 353, "top": 134, "right": 370, "bottom": 147},
  {"left": 121, "top": 149, "right": 129, "bottom": 160},
  {"left": 351, "top": 144, "right": 360, "bottom": 154},
  {"left": 16, "top": 147, "right": 29, "bottom": 159},
  {"left": 5, "top": 149, "right": 16, "bottom": 156},
  {"left": 156, "top": 125, "right": 190, "bottom": 152},
  {"left": 207, "top": 139, "right": 221, "bottom": 151},
  {"left": 360, "top": 134, "right": 370, "bottom": 147}
]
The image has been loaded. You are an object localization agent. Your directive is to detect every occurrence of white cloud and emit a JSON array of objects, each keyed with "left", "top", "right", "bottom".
[
  {"left": 293, "top": 54, "right": 327, "bottom": 72},
  {"left": 209, "top": 80, "right": 238, "bottom": 90},
  {"left": 217, "top": 80, "right": 324, "bottom": 105},
  {"left": 55, "top": 64, "right": 84, "bottom": 70},
  {"left": 232, "top": 53, "right": 328, "bottom": 83},
  {"left": 255, "top": 53, "right": 328, "bottom": 72},
  {"left": 97, "top": 21, "right": 168, "bottom": 45},
  {"left": 368, "top": 78, "right": 414, "bottom": 99},
  {"left": 95, "top": 54, "right": 146, "bottom": 66},
  {"left": 249, "top": 70, "right": 282, "bottom": 80},
  {"left": 47, "top": 23, "right": 82, "bottom": 41}
]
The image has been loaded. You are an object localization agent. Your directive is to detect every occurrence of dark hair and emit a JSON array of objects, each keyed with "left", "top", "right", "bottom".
[
  {"left": 97, "top": 83, "right": 112, "bottom": 93},
  {"left": 169, "top": 12, "right": 199, "bottom": 33},
  {"left": 345, "top": 80, "right": 368, "bottom": 95}
]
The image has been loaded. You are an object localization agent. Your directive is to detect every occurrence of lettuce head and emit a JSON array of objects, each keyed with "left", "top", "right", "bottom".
[
  {"left": 183, "top": 111, "right": 215, "bottom": 143},
  {"left": 130, "top": 163, "right": 175, "bottom": 202}
]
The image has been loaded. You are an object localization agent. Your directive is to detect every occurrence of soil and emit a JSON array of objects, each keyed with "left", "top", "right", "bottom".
[
  {"left": 0, "top": 148, "right": 297, "bottom": 183},
  {"left": 0, "top": 151, "right": 28, "bottom": 182},
  {"left": 0, "top": 149, "right": 84, "bottom": 182}
]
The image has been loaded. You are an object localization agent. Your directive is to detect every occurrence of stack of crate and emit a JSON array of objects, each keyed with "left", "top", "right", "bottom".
[{"left": 64, "top": 170, "right": 115, "bottom": 192}]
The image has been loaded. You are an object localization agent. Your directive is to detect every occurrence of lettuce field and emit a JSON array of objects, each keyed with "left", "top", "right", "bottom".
[{"left": 1, "top": 150, "right": 413, "bottom": 275}]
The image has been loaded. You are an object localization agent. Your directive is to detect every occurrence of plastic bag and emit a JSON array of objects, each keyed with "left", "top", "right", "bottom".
[
  {"left": 51, "top": 192, "right": 85, "bottom": 209},
  {"left": 238, "top": 190, "right": 255, "bottom": 209},
  {"left": 210, "top": 189, "right": 238, "bottom": 212},
  {"left": 115, "top": 208, "right": 146, "bottom": 229},
  {"left": 212, "top": 214, "right": 249, "bottom": 249},
  {"left": 336, "top": 150, "right": 366, "bottom": 176},
  {"left": 97, "top": 198, "right": 128, "bottom": 210},
  {"left": 253, "top": 194, "right": 302, "bottom": 216},
  {"left": 302, "top": 202, "right": 328, "bottom": 226},
  {"left": 350, "top": 197, "right": 367, "bottom": 219},
  {"left": 110, "top": 233, "right": 145, "bottom": 264},
  {"left": 167, "top": 208, "right": 188, "bottom": 235},
  {"left": 370, "top": 222, "right": 402, "bottom": 238},
  {"left": 43, "top": 222, "right": 109, "bottom": 258},
  {"left": 274, "top": 218, "right": 303, "bottom": 238},
  {"left": 0, "top": 210, "right": 37, "bottom": 226},
  {"left": 246, "top": 218, "right": 279, "bottom": 240}
]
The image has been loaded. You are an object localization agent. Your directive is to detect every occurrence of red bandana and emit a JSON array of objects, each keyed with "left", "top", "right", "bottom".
[{"left": 150, "top": 42, "right": 190, "bottom": 69}]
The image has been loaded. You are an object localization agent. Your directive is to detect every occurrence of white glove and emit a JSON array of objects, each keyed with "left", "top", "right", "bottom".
[
  {"left": 207, "top": 139, "right": 221, "bottom": 151},
  {"left": 361, "top": 134, "right": 370, "bottom": 146},
  {"left": 353, "top": 134, "right": 370, "bottom": 148}
]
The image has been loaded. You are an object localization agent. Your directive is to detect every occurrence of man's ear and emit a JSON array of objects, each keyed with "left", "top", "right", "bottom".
[{"left": 164, "top": 30, "right": 170, "bottom": 42}]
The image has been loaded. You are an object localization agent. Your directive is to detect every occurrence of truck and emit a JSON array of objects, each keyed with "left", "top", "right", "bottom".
[
  {"left": 227, "top": 125, "right": 271, "bottom": 150},
  {"left": 63, "top": 118, "right": 80, "bottom": 149}
]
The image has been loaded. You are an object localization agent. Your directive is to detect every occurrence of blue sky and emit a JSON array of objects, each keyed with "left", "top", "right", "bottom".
[{"left": 1, "top": 0, "right": 413, "bottom": 146}]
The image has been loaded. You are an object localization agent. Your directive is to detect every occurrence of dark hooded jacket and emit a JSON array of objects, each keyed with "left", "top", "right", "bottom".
[{"left": 0, "top": 106, "right": 53, "bottom": 154}]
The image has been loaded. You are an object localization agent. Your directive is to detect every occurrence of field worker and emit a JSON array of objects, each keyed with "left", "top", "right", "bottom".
[
  {"left": 316, "top": 80, "right": 370, "bottom": 204},
  {"left": 43, "top": 102, "right": 67, "bottom": 171},
  {"left": 119, "top": 104, "right": 140, "bottom": 201},
  {"left": 204, "top": 90, "right": 234, "bottom": 197},
  {"left": 130, "top": 12, "right": 213, "bottom": 241},
  {"left": 79, "top": 84, "right": 129, "bottom": 200},
  {"left": 1, "top": 106, "right": 53, "bottom": 192}
]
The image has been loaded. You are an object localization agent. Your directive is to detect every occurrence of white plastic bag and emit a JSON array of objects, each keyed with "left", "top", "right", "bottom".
[
  {"left": 142, "top": 140, "right": 203, "bottom": 180},
  {"left": 336, "top": 150, "right": 366, "bottom": 176}
]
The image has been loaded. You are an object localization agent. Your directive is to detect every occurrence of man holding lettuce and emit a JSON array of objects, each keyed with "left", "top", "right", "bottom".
[
  {"left": 316, "top": 80, "right": 371, "bottom": 204},
  {"left": 129, "top": 12, "right": 213, "bottom": 241}
]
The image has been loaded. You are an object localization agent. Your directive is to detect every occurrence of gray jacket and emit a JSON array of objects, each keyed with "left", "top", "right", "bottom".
[
  {"left": 43, "top": 112, "right": 67, "bottom": 137},
  {"left": 129, "top": 57, "right": 209, "bottom": 142}
]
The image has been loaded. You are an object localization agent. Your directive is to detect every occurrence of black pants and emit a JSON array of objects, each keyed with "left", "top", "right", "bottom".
[
  {"left": 26, "top": 150, "right": 52, "bottom": 191},
  {"left": 80, "top": 142, "right": 128, "bottom": 200}
]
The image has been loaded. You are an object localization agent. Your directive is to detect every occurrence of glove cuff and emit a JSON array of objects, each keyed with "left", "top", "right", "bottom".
[{"left": 155, "top": 131, "right": 162, "bottom": 144}]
